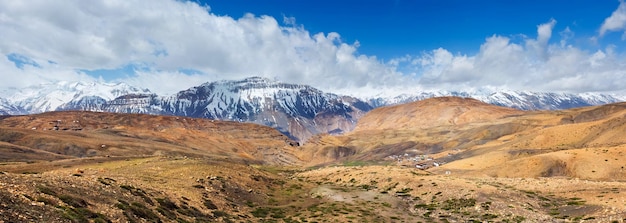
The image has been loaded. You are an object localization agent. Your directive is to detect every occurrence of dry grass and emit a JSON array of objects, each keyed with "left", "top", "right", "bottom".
[
  {"left": 1, "top": 99, "right": 626, "bottom": 222},
  {"left": 355, "top": 97, "right": 523, "bottom": 131},
  {"left": 0, "top": 111, "right": 300, "bottom": 165},
  {"left": 299, "top": 99, "right": 626, "bottom": 181},
  {"left": 298, "top": 165, "right": 626, "bottom": 222}
]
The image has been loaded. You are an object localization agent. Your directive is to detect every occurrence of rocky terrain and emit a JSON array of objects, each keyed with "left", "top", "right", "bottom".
[
  {"left": 2, "top": 77, "right": 624, "bottom": 144},
  {"left": 0, "top": 97, "right": 626, "bottom": 222},
  {"left": 0, "top": 111, "right": 300, "bottom": 165},
  {"left": 299, "top": 97, "right": 626, "bottom": 178},
  {"left": 0, "top": 77, "right": 374, "bottom": 143}
]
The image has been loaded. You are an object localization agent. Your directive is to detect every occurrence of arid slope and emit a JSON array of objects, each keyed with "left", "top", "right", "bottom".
[
  {"left": 355, "top": 96, "right": 523, "bottom": 131},
  {"left": 299, "top": 97, "right": 626, "bottom": 181},
  {"left": 0, "top": 111, "right": 300, "bottom": 165},
  {"left": 290, "top": 97, "right": 626, "bottom": 221},
  {"left": 2, "top": 100, "right": 626, "bottom": 222}
]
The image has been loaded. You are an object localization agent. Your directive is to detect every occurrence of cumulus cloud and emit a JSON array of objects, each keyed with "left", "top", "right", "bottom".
[
  {"left": 1, "top": 0, "right": 626, "bottom": 98},
  {"left": 600, "top": 0, "right": 626, "bottom": 37},
  {"left": 406, "top": 19, "right": 626, "bottom": 94},
  {"left": 0, "top": 52, "right": 96, "bottom": 94},
  {"left": 124, "top": 70, "right": 211, "bottom": 96},
  {"left": 0, "top": 0, "right": 409, "bottom": 95}
]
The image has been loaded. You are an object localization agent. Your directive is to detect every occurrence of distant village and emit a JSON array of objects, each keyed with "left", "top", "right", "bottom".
[
  {"left": 41, "top": 120, "right": 84, "bottom": 131},
  {"left": 385, "top": 153, "right": 445, "bottom": 170}
]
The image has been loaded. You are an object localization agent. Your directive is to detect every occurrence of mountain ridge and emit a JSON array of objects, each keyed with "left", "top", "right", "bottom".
[
  {"left": 5, "top": 81, "right": 151, "bottom": 114},
  {"left": 355, "top": 96, "right": 524, "bottom": 131},
  {"left": 1, "top": 77, "right": 624, "bottom": 142},
  {"left": 297, "top": 96, "right": 626, "bottom": 180},
  {"left": 366, "top": 90, "right": 625, "bottom": 110},
  {"left": 2, "top": 98, "right": 626, "bottom": 222}
]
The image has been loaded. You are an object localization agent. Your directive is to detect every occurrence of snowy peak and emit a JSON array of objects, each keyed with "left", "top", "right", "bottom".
[
  {"left": 6, "top": 81, "right": 150, "bottom": 114},
  {"left": 474, "top": 91, "right": 624, "bottom": 110},
  {"left": 188, "top": 76, "right": 322, "bottom": 102},
  {"left": 152, "top": 77, "right": 372, "bottom": 141},
  {"left": 0, "top": 97, "right": 19, "bottom": 115},
  {"left": 369, "top": 90, "right": 624, "bottom": 110},
  {"left": 213, "top": 76, "right": 311, "bottom": 90},
  {"left": 171, "top": 76, "right": 341, "bottom": 118},
  {"left": 1, "top": 76, "right": 625, "bottom": 142}
]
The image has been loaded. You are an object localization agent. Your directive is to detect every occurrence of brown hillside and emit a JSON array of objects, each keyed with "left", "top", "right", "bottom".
[
  {"left": 299, "top": 97, "right": 526, "bottom": 165},
  {"left": 299, "top": 98, "right": 626, "bottom": 181},
  {"left": 355, "top": 96, "right": 523, "bottom": 131},
  {"left": 287, "top": 100, "right": 626, "bottom": 221},
  {"left": 0, "top": 111, "right": 300, "bottom": 165},
  {"left": 1, "top": 103, "right": 626, "bottom": 222}
]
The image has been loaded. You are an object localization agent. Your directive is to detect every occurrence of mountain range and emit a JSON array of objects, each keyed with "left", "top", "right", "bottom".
[
  {"left": 1, "top": 77, "right": 624, "bottom": 142},
  {"left": 1, "top": 95, "right": 626, "bottom": 222}
]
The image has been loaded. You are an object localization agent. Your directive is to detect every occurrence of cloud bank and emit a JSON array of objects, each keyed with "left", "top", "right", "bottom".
[
  {"left": 411, "top": 19, "right": 626, "bottom": 94},
  {"left": 600, "top": 0, "right": 626, "bottom": 37},
  {"left": 1, "top": 0, "right": 626, "bottom": 97}
]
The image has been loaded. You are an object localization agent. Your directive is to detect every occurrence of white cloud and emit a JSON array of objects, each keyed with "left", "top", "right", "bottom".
[
  {"left": 0, "top": 52, "right": 96, "bottom": 95},
  {"left": 123, "top": 70, "right": 209, "bottom": 95},
  {"left": 600, "top": 0, "right": 626, "bottom": 36},
  {"left": 407, "top": 19, "right": 626, "bottom": 94},
  {"left": 559, "top": 27, "right": 574, "bottom": 47},
  {"left": 282, "top": 15, "right": 297, "bottom": 26},
  {"left": 0, "top": 0, "right": 410, "bottom": 96},
  {"left": 526, "top": 19, "right": 556, "bottom": 60},
  {"left": 0, "top": 0, "right": 626, "bottom": 98}
]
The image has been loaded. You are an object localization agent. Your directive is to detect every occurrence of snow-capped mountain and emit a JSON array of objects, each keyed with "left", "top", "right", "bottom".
[
  {"left": 2, "top": 76, "right": 625, "bottom": 142},
  {"left": 6, "top": 81, "right": 151, "bottom": 114},
  {"left": 101, "top": 77, "right": 372, "bottom": 141},
  {"left": 0, "top": 97, "right": 20, "bottom": 115},
  {"left": 477, "top": 91, "right": 624, "bottom": 110},
  {"left": 103, "top": 93, "right": 164, "bottom": 114},
  {"left": 0, "top": 77, "right": 372, "bottom": 142},
  {"left": 368, "top": 90, "right": 624, "bottom": 110}
]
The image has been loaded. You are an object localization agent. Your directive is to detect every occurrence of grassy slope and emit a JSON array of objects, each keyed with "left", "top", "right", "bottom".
[{"left": 1, "top": 100, "right": 626, "bottom": 222}]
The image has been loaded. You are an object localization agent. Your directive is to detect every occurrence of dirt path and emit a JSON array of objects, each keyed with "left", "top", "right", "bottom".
[{"left": 310, "top": 185, "right": 408, "bottom": 208}]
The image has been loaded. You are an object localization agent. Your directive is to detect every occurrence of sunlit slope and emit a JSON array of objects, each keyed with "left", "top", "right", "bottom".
[
  {"left": 299, "top": 97, "right": 626, "bottom": 180},
  {"left": 0, "top": 111, "right": 300, "bottom": 165},
  {"left": 355, "top": 97, "right": 523, "bottom": 131},
  {"left": 441, "top": 103, "right": 626, "bottom": 180}
]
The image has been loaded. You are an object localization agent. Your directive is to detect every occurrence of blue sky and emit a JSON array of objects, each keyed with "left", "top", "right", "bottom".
[
  {"left": 203, "top": 0, "right": 620, "bottom": 57},
  {"left": 1, "top": 0, "right": 626, "bottom": 97}
]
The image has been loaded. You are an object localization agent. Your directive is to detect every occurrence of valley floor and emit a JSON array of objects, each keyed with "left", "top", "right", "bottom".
[{"left": 1, "top": 156, "right": 625, "bottom": 222}]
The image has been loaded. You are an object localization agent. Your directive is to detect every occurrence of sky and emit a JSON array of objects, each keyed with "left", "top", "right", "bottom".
[{"left": 1, "top": 0, "right": 626, "bottom": 97}]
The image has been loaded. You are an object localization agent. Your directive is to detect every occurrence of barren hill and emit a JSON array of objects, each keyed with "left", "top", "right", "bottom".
[
  {"left": 299, "top": 97, "right": 626, "bottom": 181},
  {"left": 1, "top": 100, "right": 626, "bottom": 222},
  {"left": 287, "top": 97, "right": 626, "bottom": 221},
  {"left": 0, "top": 111, "right": 300, "bottom": 166},
  {"left": 355, "top": 97, "right": 523, "bottom": 131}
]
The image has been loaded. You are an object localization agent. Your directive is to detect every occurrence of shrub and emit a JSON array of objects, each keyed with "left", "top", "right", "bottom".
[
  {"left": 97, "top": 177, "right": 116, "bottom": 186},
  {"left": 60, "top": 206, "right": 110, "bottom": 223},
  {"left": 120, "top": 185, "right": 153, "bottom": 205},
  {"left": 117, "top": 200, "right": 161, "bottom": 222},
  {"left": 156, "top": 207, "right": 177, "bottom": 220},
  {"left": 128, "top": 202, "right": 160, "bottom": 222},
  {"left": 203, "top": 199, "right": 218, "bottom": 210},
  {"left": 251, "top": 207, "right": 270, "bottom": 217},
  {"left": 213, "top": 210, "right": 228, "bottom": 218},
  {"left": 58, "top": 194, "right": 89, "bottom": 208},
  {"left": 414, "top": 203, "right": 438, "bottom": 211},
  {"left": 156, "top": 198, "right": 178, "bottom": 210},
  {"left": 441, "top": 198, "right": 476, "bottom": 211},
  {"left": 176, "top": 204, "right": 210, "bottom": 219},
  {"left": 37, "top": 185, "right": 57, "bottom": 196},
  {"left": 270, "top": 209, "right": 286, "bottom": 219},
  {"left": 481, "top": 213, "right": 498, "bottom": 220}
]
